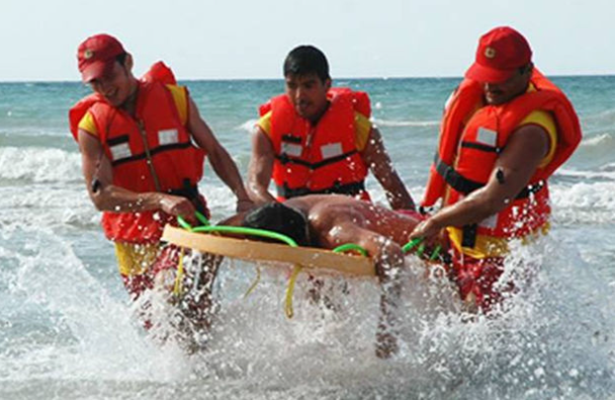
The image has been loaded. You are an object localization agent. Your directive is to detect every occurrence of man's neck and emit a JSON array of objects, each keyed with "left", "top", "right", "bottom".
[
  {"left": 119, "top": 79, "right": 140, "bottom": 116},
  {"left": 308, "top": 101, "right": 330, "bottom": 125}
]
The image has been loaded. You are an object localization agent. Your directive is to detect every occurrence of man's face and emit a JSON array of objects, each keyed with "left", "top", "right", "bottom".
[
  {"left": 285, "top": 73, "right": 331, "bottom": 121},
  {"left": 482, "top": 68, "right": 531, "bottom": 105},
  {"left": 88, "top": 61, "right": 135, "bottom": 107}
]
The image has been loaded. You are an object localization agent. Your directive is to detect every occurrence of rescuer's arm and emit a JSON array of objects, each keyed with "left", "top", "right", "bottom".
[
  {"left": 186, "top": 98, "right": 253, "bottom": 212},
  {"left": 246, "top": 126, "right": 278, "bottom": 205},
  {"left": 410, "top": 124, "right": 549, "bottom": 241},
  {"left": 362, "top": 127, "right": 416, "bottom": 211},
  {"left": 77, "top": 129, "right": 196, "bottom": 221}
]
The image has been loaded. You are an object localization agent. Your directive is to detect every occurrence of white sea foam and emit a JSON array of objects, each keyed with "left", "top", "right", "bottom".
[
  {"left": 557, "top": 167, "right": 615, "bottom": 181},
  {"left": 580, "top": 132, "right": 613, "bottom": 147},
  {"left": 237, "top": 119, "right": 259, "bottom": 132},
  {"left": 0, "top": 147, "right": 82, "bottom": 183}
]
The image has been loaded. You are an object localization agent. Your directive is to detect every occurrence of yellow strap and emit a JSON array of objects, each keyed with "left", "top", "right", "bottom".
[
  {"left": 284, "top": 264, "right": 303, "bottom": 318},
  {"left": 173, "top": 247, "right": 185, "bottom": 297},
  {"left": 243, "top": 266, "right": 262, "bottom": 298}
]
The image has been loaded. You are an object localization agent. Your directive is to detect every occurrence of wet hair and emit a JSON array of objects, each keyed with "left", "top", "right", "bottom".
[
  {"left": 283, "top": 45, "right": 330, "bottom": 82},
  {"left": 242, "top": 202, "right": 310, "bottom": 246}
]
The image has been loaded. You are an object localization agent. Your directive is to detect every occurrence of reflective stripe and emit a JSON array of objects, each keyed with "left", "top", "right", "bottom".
[
  {"left": 158, "top": 129, "right": 179, "bottom": 145},
  {"left": 476, "top": 127, "right": 497, "bottom": 147},
  {"left": 282, "top": 142, "right": 302, "bottom": 157},
  {"left": 320, "top": 142, "right": 343, "bottom": 159},
  {"left": 110, "top": 143, "right": 132, "bottom": 161}
]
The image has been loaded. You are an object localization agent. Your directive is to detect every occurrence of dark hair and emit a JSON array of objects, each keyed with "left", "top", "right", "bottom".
[
  {"left": 283, "top": 45, "right": 330, "bottom": 82},
  {"left": 242, "top": 202, "right": 309, "bottom": 246},
  {"left": 116, "top": 52, "right": 128, "bottom": 66},
  {"left": 518, "top": 62, "right": 533, "bottom": 75}
]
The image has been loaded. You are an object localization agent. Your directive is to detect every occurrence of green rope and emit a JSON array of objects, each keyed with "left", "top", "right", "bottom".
[
  {"left": 191, "top": 225, "right": 298, "bottom": 247},
  {"left": 332, "top": 243, "right": 368, "bottom": 257},
  {"left": 402, "top": 238, "right": 423, "bottom": 253}
]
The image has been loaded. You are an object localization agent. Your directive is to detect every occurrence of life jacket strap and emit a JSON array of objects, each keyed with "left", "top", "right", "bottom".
[
  {"left": 275, "top": 149, "right": 359, "bottom": 170},
  {"left": 276, "top": 180, "right": 366, "bottom": 199},
  {"left": 434, "top": 153, "right": 545, "bottom": 199}
]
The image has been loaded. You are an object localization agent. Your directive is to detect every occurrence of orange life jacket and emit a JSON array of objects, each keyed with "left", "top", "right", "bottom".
[
  {"left": 422, "top": 69, "right": 581, "bottom": 246},
  {"left": 259, "top": 88, "right": 371, "bottom": 201},
  {"left": 69, "top": 62, "right": 206, "bottom": 244}
]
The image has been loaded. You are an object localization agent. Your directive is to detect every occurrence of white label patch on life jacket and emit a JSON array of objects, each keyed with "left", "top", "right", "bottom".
[
  {"left": 320, "top": 142, "right": 343, "bottom": 159},
  {"left": 282, "top": 142, "right": 303, "bottom": 157},
  {"left": 158, "top": 129, "right": 179, "bottom": 145},
  {"left": 479, "top": 213, "right": 498, "bottom": 229},
  {"left": 476, "top": 127, "right": 498, "bottom": 147},
  {"left": 110, "top": 143, "right": 132, "bottom": 161}
]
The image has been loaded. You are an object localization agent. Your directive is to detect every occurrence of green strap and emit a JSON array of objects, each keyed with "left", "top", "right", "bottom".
[
  {"left": 191, "top": 225, "right": 298, "bottom": 247},
  {"left": 177, "top": 216, "right": 194, "bottom": 231},
  {"left": 402, "top": 238, "right": 423, "bottom": 253},
  {"left": 332, "top": 243, "right": 368, "bottom": 257}
]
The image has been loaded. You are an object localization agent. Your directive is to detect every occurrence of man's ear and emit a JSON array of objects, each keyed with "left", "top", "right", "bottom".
[
  {"left": 124, "top": 53, "right": 134, "bottom": 73},
  {"left": 324, "top": 78, "right": 332, "bottom": 91}
]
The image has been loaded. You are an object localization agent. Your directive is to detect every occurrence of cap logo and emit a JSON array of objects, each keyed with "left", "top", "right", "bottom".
[
  {"left": 84, "top": 49, "right": 94, "bottom": 60},
  {"left": 484, "top": 47, "right": 496, "bottom": 59}
]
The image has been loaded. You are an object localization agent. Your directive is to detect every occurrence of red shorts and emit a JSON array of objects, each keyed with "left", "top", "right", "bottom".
[
  {"left": 449, "top": 247, "right": 515, "bottom": 312},
  {"left": 120, "top": 245, "right": 181, "bottom": 300}
]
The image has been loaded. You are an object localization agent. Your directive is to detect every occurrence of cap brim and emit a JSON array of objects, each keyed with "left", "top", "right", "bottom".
[
  {"left": 80, "top": 60, "right": 115, "bottom": 83},
  {"left": 465, "top": 62, "right": 517, "bottom": 84}
]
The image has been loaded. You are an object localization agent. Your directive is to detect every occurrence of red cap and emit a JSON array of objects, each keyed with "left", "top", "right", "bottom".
[
  {"left": 77, "top": 34, "right": 126, "bottom": 83},
  {"left": 465, "top": 26, "right": 532, "bottom": 83}
]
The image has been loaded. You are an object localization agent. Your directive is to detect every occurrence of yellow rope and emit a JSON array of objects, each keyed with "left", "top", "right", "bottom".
[
  {"left": 243, "top": 266, "right": 262, "bottom": 298},
  {"left": 173, "top": 247, "right": 185, "bottom": 297},
  {"left": 284, "top": 264, "right": 303, "bottom": 319}
]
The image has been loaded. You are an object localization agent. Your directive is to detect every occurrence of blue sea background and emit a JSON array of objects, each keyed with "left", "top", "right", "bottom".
[{"left": 0, "top": 76, "right": 614, "bottom": 399}]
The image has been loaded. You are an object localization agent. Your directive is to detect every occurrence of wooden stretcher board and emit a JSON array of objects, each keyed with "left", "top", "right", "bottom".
[{"left": 162, "top": 225, "right": 375, "bottom": 277}]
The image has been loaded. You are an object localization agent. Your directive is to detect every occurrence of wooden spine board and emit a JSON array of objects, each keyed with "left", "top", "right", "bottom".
[{"left": 161, "top": 225, "right": 375, "bottom": 277}]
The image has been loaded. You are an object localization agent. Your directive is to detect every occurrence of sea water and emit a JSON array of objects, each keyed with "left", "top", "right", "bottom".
[{"left": 0, "top": 76, "right": 613, "bottom": 399}]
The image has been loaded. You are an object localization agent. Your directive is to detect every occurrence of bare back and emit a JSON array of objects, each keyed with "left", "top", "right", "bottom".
[{"left": 284, "top": 195, "right": 420, "bottom": 249}]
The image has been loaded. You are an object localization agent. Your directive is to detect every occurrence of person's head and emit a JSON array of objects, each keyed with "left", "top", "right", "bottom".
[
  {"left": 283, "top": 45, "right": 332, "bottom": 121},
  {"left": 242, "top": 202, "right": 310, "bottom": 246},
  {"left": 465, "top": 26, "right": 533, "bottom": 105},
  {"left": 77, "top": 34, "right": 137, "bottom": 107}
]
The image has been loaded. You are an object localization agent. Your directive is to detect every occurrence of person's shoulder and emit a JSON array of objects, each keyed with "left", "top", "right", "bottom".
[
  {"left": 257, "top": 110, "right": 273, "bottom": 137},
  {"left": 354, "top": 111, "right": 372, "bottom": 151}
]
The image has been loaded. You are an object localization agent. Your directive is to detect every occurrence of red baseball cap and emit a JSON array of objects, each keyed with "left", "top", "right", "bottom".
[
  {"left": 77, "top": 34, "right": 126, "bottom": 83},
  {"left": 465, "top": 26, "right": 532, "bottom": 83}
]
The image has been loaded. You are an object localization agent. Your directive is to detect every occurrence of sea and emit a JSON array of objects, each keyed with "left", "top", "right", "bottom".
[{"left": 0, "top": 76, "right": 613, "bottom": 399}]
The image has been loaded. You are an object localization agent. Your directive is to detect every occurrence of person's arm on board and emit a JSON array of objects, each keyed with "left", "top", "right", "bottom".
[
  {"left": 409, "top": 124, "right": 550, "bottom": 243},
  {"left": 362, "top": 127, "right": 416, "bottom": 211},
  {"left": 186, "top": 97, "right": 253, "bottom": 213},
  {"left": 246, "top": 126, "right": 278, "bottom": 205},
  {"left": 77, "top": 129, "right": 197, "bottom": 221}
]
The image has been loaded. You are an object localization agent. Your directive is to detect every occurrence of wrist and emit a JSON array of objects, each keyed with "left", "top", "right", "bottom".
[{"left": 427, "top": 214, "right": 445, "bottom": 231}]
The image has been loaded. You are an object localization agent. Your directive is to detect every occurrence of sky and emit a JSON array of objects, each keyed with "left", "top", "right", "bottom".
[{"left": 0, "top": 0, "right": 612, "bottom": 81}]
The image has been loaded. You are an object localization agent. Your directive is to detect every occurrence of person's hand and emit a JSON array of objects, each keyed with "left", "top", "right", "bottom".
[
  {"left": 408, "top": 217, "right": 448, "bottom": 261},
  {"left": 236, "top": 198, "right": 254, "bottom": 213},
  {"left": 159, "top": 194, "right": 197, "bottom": 224},
  {"left": 409, "top": 218, "right": 440, "bottom": 242}
]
